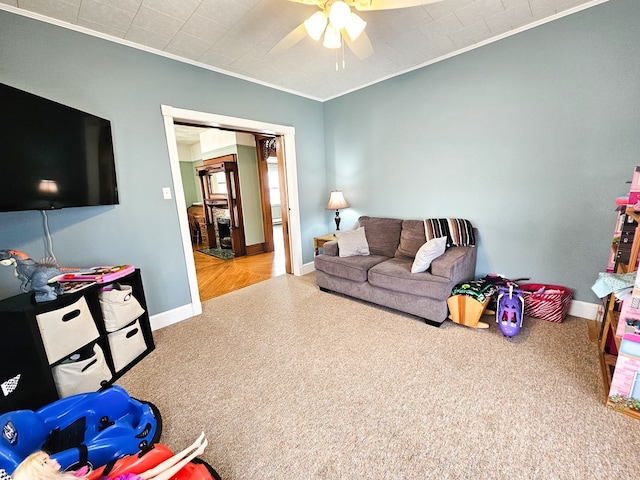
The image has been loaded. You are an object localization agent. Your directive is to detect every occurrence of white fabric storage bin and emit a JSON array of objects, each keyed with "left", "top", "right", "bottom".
[
  {"left": 107, "top": 319, "right": 147, "bottom": 372},
  {"left": 51, "top": 343, "right": 112, "bottom": 398},
  {"left": 36, "top": 296, "right": 100, "bottom": 364},
  {"left": 99, "top": 283, "right": 145, "bottom": 332}
]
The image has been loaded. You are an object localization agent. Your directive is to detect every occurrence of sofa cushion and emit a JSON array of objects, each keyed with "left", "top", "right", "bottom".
[
  {"left": 314, "top": 254, "right": 389, "bottom": 283},
  {"left": 335, "top": 227, "right": 370, "bottom": 257},
  {"left": 411, "top": 237, "right": 447, "bottom": 273},
  {"left": 356, "top": 216, "right": 403, "bottom": 257},
  {"left": 368, "top": 258, "right": 452, "bottom": 299},
  {"left": 394, "top": 220, "right": 427, "bottom": 259}
]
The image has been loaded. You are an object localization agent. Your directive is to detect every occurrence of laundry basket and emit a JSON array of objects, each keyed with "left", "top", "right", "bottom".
[{"left": 520, "top": 283, "right": 572, "bottom": 323}]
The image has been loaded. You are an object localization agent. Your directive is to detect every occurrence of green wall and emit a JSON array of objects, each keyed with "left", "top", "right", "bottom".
[
  {"left": 182, "top": 144, "right": 265, "bottom": 246},
  {"left": 236, "top": 145, "right": 265, "bottom": 246},
  {"left": 323, "top": 0, "right": 640, "bottom": 303},
  {"left": 180, "top": 161, "right": 200, "bottom": 207}
]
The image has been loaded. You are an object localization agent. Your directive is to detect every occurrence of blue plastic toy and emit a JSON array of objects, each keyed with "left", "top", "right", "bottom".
[
  {"left": 496, "top": 285, "right": 525, "bottom": 337},
  {"left": 0, "top": 385, "right": 161, "bottom": 474}
]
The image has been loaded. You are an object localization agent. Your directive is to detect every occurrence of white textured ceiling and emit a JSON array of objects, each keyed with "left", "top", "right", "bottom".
[
  {"left": 174, "top": 125, "right": 213, "bottom": 145},
  {"left": 0, "top": 0, "right": 606, "bottom": 101}
]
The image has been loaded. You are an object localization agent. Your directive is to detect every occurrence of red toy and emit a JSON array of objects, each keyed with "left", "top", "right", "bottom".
[{"left": 89, "top": 443, "right": 220, "bottom": 480}]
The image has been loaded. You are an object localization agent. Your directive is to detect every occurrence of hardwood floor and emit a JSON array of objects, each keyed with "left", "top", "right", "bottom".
[{"left": 192, "top": 225, "right": 286, "bottom": 302}]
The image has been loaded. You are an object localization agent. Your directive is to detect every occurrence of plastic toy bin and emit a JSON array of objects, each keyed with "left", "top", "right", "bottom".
[{"left": 521, "top": 283, "right": 572, "bottom": 323}]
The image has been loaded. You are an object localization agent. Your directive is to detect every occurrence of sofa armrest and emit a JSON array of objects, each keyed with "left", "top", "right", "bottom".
[
  {"left": 322, "top": 240, "right": 339, "bottom": 256},
  {"left": 430, "top": 246, "right": 477, "bottom": 283}
]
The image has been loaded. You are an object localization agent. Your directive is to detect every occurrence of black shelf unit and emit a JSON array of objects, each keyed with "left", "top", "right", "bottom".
[{"left": 0, "top": 269, "right": 154, "bottom": 414}]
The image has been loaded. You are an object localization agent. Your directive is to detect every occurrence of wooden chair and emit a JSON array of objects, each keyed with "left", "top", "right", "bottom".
[{"left": 188, "top": 214, "right": 201, "bottom": 245}]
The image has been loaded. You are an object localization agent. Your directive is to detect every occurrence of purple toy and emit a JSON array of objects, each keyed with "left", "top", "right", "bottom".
[{"left": 496, "top": 285, "right": 524, "bottom": 337}]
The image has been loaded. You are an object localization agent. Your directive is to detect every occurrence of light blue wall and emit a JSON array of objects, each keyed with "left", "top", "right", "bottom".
[
  {"left": 323, "top": 0, "right": 640, "bottom": 303},
  {"left": 1, "top": 1, "right": 637, "bottom": 309},
  {"left": 0, "top": 10, "right": 326, "bottom": 311}
]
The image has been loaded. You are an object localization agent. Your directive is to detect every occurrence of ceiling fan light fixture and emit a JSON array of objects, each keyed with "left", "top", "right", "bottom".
[
  {"left": 323, "top": 24, "right": 342, "bottom": 49},
  {"left": 304, "top": 11, "right": 328, "bottom": 41},
  {"left": 345, "top": 12, "right": 367, "bottom": 41},
  {"left": 328, "top": 1, "right": 351, "bottom": 30}
]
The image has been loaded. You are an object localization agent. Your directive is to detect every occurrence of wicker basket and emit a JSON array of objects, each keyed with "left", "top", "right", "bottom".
[{"left": 520, "top": 283, "right": 572, "bottom": 323}]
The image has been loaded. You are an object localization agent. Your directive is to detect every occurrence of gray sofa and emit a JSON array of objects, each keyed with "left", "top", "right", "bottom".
[{"left": 314, "top": 216, "right": 477, "bottom": 326}]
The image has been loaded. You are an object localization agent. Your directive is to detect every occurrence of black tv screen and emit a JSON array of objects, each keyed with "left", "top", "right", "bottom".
[{"left": 0, "top": 83, "right": 118, "bottom": 212}]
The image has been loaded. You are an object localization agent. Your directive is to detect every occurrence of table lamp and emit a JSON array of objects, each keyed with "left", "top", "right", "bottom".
[{"left": 326, "top": 190, "right": 349, "bottom": 230}]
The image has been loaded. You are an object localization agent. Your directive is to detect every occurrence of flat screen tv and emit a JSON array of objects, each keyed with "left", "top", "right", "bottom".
[{"left": 0, "top": 82, "right": 119, "bottom": 212}]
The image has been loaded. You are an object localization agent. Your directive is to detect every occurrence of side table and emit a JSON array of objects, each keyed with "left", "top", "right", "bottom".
[{"left": 314, "top": 233, "right": 336, "bottom": 255}]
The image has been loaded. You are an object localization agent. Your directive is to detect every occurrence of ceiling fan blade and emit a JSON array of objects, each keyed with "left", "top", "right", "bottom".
[
  {"left": 269, "top": 23, "right": 308, "bottom": 55},
  {"left": 349, "top": 0, "right": 443, "bottom": 11},
  {"left": 343, "top": 30, "right": 374, "bottom": 60}
]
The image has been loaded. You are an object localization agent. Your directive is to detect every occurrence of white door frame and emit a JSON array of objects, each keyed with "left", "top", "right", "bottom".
[{"left": 161, "top": 105, "right": 302, "bottom": 321}]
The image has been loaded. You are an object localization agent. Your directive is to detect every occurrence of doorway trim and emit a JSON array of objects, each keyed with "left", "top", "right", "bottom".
[{"left": 161, "top": 105, "right": 302, "bottom": 321}]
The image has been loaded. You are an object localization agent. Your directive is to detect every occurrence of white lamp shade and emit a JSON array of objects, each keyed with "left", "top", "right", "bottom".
[
  {"left": 345, "top": 12, "right": 367, "bottom": 41},
  {"left": 326, "top": 191, "right": 349, "bottom": 210},
  {"left": 304, "top": 11, "right": 327, "bottom": 41},
  {"left": 323, "top": 24, "right": 342, "bottom": 49},
  {"left": 328, "top": 1, "right": 351, "bottom": 30}
]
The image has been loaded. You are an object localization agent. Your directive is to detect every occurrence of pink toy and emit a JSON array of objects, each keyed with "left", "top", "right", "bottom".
[
  {"left": 58, "top": 265, "right": 135, "bottom": 284},
  {"left": 616, "top": 195, "right": 629, "bottom": 206}
]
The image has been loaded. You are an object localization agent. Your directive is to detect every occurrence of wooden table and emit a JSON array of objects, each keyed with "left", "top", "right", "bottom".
[{"left": 314, "top": 233, "right": 336, "bottom": 255}]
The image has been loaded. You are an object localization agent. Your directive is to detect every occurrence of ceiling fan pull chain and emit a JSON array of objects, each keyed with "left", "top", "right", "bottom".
[
  {"left": 342, "top": 40, "right": 346, "bottom": 69},
  {"left": 335, "top": 49, "right": 339, "bottom": 71}
]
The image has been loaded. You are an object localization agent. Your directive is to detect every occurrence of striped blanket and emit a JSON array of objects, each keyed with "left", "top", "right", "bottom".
[{"left": 424, "top": 218, "right": 476, "bottom": 247}]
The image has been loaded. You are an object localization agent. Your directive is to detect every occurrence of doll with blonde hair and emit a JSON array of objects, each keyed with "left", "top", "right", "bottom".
[
  {"left": 10, "top": 454, "right": 76, "bottom": 480},
  {"left": 11, "top": 433, "right": 207, "bottom": 480}
]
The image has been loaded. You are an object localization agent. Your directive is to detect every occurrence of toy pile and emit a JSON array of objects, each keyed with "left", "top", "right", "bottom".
[{"left": 0, "top": 386, "right": 221, "bottom": 480}]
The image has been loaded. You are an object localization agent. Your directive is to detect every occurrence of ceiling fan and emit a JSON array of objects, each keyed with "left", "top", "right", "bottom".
[{"left": 269, "top": 0, "right": 445, "bottom": 63}]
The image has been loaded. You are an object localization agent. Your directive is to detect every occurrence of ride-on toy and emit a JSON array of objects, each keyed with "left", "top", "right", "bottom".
[
  {"left": 88, "top": 443, "right": 221, "bottom": 480},
  {"left": 0, "top": 386, "right": 161, "bottom": 474},
  {"left": 496, "top": 285, "right": 525, "bottom": 337}
]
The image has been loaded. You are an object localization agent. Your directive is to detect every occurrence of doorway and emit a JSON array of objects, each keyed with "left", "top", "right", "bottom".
[
  {"left": 161, "top": 105, "right": 303, "bottom": 317},
  {"left": 177, "top": 128, "right": 289, "bottom": 301}
]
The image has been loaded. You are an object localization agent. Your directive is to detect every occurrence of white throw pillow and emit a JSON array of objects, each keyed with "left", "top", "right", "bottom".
[
  {"left": 411, "top": 236, "right": 447, "bottom": 273},
  {"left": 336, "top": 227, "right": 370, "bottom": 258}
]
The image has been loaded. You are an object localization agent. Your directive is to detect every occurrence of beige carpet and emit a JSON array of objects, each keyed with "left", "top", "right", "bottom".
[{"left": 118, "top": 274, "right": 640, "bottom": 479}]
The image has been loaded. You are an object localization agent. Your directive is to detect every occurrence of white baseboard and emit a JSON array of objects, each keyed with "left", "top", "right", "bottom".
[
  {"left": 568, "top": 299, "right": 599, "bottom": 320},
  {"left": 150, "top": 303, "right": 200, "bottom": 331},
  {"left": 150, "top": 266, "right": 318, "bottom": 331},
  {"left": 302, "top": 263, "right": 600, "bottom": 321},
  {"left": 150, "top": 268, "right": 600, "bottom": 331},
  {"left": 302, "top": 261, "right": 316, "bottom": 275}
]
